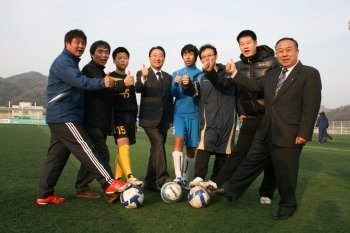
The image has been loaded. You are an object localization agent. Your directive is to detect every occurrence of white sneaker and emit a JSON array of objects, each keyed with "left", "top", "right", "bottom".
[
  {"left": 189, "top": 177, "right": 204, "bottom": 188},
  {"left": 202, "top": 180, "right": 217, "bottom": 189},
  {"left": 260, "top": 197, "right": 272, "bottom": 205},
  {"left": 127, "top": 177, "right": 144, "bottom": 188}
]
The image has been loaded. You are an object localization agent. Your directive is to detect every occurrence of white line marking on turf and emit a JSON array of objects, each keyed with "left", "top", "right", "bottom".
[{"left": 306, "top": 146, "right": 350, "bottom": 153}]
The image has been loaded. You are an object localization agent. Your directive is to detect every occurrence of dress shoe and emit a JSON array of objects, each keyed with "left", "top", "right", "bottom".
[
  {"left": 213, "top": 188, "right": 233, "bottom": 202},
  {"left": 75, "top": 190, "right": 101, "bottom": 199},
  {"left": 273, "top": 211, "right": 292, "bottom": 220},
  {"left": 106, "top": 193, "right": 120, "bottom": 203}
]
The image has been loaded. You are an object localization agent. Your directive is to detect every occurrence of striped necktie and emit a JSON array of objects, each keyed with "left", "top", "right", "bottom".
[{"left": 274, "top": 68, "right": 288, "bottom": 98}]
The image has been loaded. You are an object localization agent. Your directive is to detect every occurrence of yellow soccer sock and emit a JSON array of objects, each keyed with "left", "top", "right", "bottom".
[
  {"left": 118, "top": 145, "right": 133, "bottom": 180},
  {"left": 114, "top": 151, "right": 123, "bottom": 179}
]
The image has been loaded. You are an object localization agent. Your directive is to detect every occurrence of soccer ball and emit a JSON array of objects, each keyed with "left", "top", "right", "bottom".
[
  {"left": 160, "top": 182, "right": 182, "bottom": 203},
  {"left": 188, "top": 186, "right": 210, "bottom": 208},
  {"left": 120, "top": 186, "right": 144, "bottom": 209}
]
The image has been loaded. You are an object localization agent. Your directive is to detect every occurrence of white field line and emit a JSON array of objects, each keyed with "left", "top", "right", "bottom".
[{"left": 306, "top": 145, "right": 350, "bottom": 153}]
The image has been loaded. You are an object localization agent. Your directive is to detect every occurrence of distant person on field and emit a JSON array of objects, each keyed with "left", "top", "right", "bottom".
[
  {"left": 110, "top": 47, "right": 143, "bottom": 188},
  {"left": 315, "top": 111, "right": 333, "bottom": 143},
  {"left": 171, "top": 44, "right": 202, "bottom": 190},
  {"left": 36, "top": 29, "right": 129, "bottom": 205}
]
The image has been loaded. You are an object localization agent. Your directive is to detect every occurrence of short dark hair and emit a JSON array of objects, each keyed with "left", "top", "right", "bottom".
[
  {"left": 181, "top": 44, "right": 199, "bottom": 60},
  {"left": 236, "top": 30, "right": 257, "bottom": 42},
  {"left": 275, "top": 37, "right": 299, "bottom": 49},
  {"left": 64, "top": 29, "right": 87, "bottom": 47},
  {"left": 89, "top": 40, "right": 110, "bottom": 55},
  {"left": 199, "top": 44, "right": 217, "bottom": 59},
  {"left": 149, "top": 46, "right": 166, "bottom": 57},
  {"left": 112, "top": 47, "right": 130, "bottom": 60}
]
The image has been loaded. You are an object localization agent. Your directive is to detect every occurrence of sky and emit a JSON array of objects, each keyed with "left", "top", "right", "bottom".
[{"left": 0, "top": 0, "right": 349, "bottom": 109}]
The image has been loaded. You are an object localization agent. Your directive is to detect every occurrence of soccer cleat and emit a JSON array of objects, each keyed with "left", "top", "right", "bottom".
[
  {"left": 260, "top": 197, "right": 272, "bottom": 205},
  {"left": 105, "top": 179, "right": 130, "bottom": 194},
  {"left": 189, "top": 177, "right": 204, "bottom": 188},
  {"left": 36, "top": 195, "right": 65, "bottom": 205},
  {"left": 202, "top": 180, "right": 218, "bottom": 195},
  {"left": 180, "top": 179, "right": 190, "bottom": 190},
  {"left": 127, "top": 177, "right": 144, "bottom": 188},
  {"left": 202, "top": 180, "right": 217, "bottom": 189}
]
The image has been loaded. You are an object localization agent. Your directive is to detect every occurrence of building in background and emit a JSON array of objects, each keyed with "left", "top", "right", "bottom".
[{"left": 10, "top": 102, "right": 45, "bottom": 119}]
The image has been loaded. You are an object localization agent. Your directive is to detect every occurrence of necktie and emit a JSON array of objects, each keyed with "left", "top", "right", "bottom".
[
  {"left": 156, "top": 71, "right": 163, "bottom": 89},
  {"left": 274, "top": 68, "right": 288, "bottom": 98}
]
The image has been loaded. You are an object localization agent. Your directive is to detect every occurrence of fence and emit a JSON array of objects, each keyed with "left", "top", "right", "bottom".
[
  {"left": 325, "top": 121, "right": 350, "bottom": 134},
  {"left": 1, "top": 118, "right": 350, "bottom": 134},
  {"left": 0, "top": 118, "right": 46, "bottom": 125}
]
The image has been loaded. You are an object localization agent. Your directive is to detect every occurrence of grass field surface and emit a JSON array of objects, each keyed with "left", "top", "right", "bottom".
[{"left": 0, "top": 125, "right": 349, "bottom": 233}]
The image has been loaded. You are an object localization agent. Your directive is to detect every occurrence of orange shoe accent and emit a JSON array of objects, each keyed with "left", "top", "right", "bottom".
[
  {"left": 105, "top": 179, "right": 130, "bottom": 194},
  {"left": 36, "top": 195, "right": 65, "bottom": 205}
]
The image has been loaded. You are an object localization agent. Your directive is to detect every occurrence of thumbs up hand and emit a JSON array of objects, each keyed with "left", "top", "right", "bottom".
[
  {"left": 103, "top": 73, "right": 114, "bottom": 88},
  {"left": 174, "top": 71, "right": 181, "bottom": 83},
  {"left": 225, "top": 59, "right": 237, "bottom": 75},
  {"left": 182, "top": 70, "right": 190, "bottom": 85},
  {"left": 124, "top": 70, "right": 134, "bottom": 86},
  {"left": 141, "top": 64, "right": 148, "bottom": 80}
]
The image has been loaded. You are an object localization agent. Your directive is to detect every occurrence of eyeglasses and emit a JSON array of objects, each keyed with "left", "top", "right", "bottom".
[{"left": 201, "top": 54, "right": 215, "bottom": 60}]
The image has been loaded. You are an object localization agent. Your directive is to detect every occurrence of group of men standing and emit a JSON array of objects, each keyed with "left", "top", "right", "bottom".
[{"left": 36, "top": 29, "right": 322, "bottom": 220}]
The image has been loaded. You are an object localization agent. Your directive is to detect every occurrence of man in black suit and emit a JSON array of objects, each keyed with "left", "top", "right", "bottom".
[
  {"left": 135, "top": 46, "right": 173, "bottom": 191},
  {"left": 208, "top": 37, "right": 322, "bottom": 220}
]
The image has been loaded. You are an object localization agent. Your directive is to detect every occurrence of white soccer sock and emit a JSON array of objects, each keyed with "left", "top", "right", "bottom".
[
  {"left": 182, "top": 156, "right": 195, "bottom": 180},
  {"left": 172, "top": 151, "right": 183, "bottom": 179}
]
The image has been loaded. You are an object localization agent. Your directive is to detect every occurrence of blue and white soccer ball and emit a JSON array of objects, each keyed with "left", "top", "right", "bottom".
[
  {"left": 161, "top": 182, "right": 182, "bottom": 203},
  {"left": 120, "top": 186, "right": 144, "bottom": 209},
  {"left": 188, "top": 186, "right": 210, "bottom": 208}
]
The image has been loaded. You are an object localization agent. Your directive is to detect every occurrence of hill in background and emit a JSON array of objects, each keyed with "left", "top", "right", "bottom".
[
  {"left": 0, "top": 71, "right": 349, "bottom": 120},
  {"left": 0, "top": 71, "right": 47, "bottom": 107}
]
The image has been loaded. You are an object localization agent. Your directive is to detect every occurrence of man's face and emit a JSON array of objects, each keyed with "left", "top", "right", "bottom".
[
  {"left": 182, "top": 51, "right": 196, "bottom": 67},
  {"left": 238, "top": 36, "right": 257, "bottom": 58},
  {"left": 149, "top": 48, "right": 165, "bottom": 70},
  {"left": 275, "top": 39, "right": 299, "bottom": 68},
  {"left": 200, "top": 48, "right": 217, "bottom": 64},
  {"left": 114, "top": 52, "right": 129, "bottom": 71},
  {"left": 92, "top": 46, "right": 110, "bottom": 66},
  {"left": 65, "top": 37, "right": 86, "bottom": 57}
]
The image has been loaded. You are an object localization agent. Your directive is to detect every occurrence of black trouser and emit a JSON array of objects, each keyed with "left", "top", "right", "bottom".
[
  {"left": 143, "top": 120, "right": 170, "bottom": 188},
  {"left": 212, "top": 118, "right": 276, "bottom": 199},
  {"left": 223, "top": 135, "right": 303, "bottom": 216},
  {"left": 194, "top": 149, "right": 227, "bottom": 180},
  {"left": 75, "top": 126, "right": 113, "bottom": 192},
  {"left": 37, "top": 122, "right": 114, "bottom": 198}
]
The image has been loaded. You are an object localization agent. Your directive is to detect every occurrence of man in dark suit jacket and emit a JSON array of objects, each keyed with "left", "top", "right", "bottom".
[
  {"left": 135, "top": 46, "right": 173, "bottom": 191},
  {"left": 208, "top": 37, "right": 322, "bottom": 220}
]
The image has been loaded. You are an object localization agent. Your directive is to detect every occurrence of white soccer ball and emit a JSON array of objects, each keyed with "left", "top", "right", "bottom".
[
  {"left": 188, "top": 186, "right": 210, "bottom": 208},
  {"left": 160, "top": 182, "right": 182, "bottom": 203},
  {"left": 120, "top": 186, "right": 144, "bottom": 209}
]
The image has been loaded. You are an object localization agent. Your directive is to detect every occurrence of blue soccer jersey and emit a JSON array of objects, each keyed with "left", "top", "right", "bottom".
[{"left": 171, "top": 66, "right": 202, "bottom": 147}]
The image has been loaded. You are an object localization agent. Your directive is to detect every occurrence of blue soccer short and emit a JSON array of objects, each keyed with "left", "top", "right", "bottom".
[{"left": 173, "top": 114, "right": 199, "bottom": 148}]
